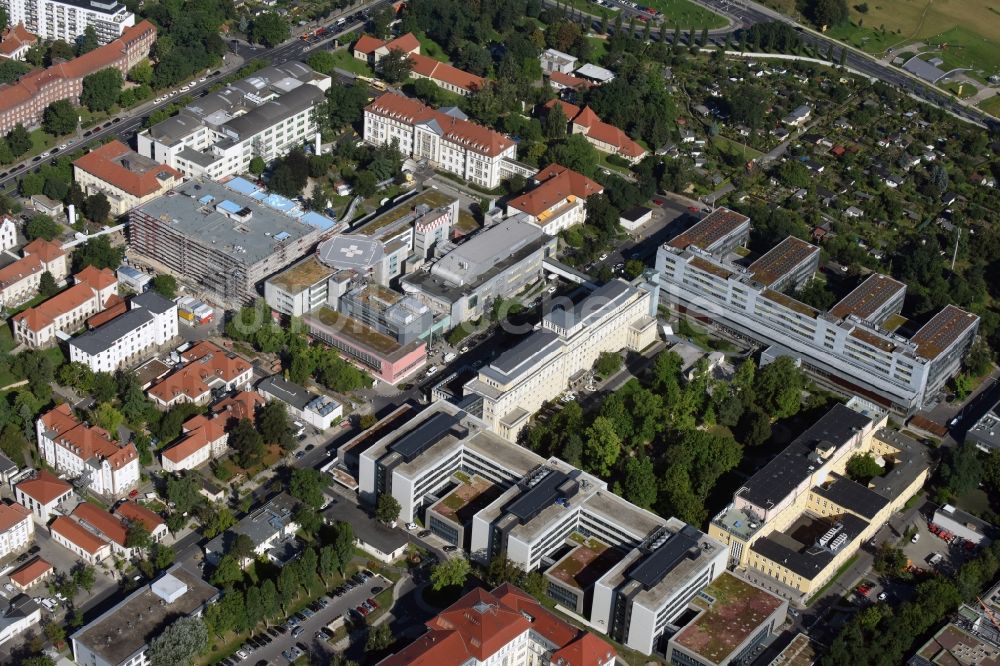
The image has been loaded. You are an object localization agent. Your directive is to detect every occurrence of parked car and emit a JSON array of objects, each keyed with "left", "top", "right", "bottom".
[
  {"left": 371, "top": 586, "right": 383, "bottom": 594},
  {"left": 291, "top": 626, "right": 304, "bottom": 638}
]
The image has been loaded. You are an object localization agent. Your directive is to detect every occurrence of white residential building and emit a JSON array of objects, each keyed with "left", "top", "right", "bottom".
[
  {"left": 204, "top": 494, "right": 299, "bottom": 567},
  {"left": 505, "top": 163, "right": 604, "bottom": 235},
  {"left": 68, "top": 290, "right": 178, "bottom": 373},
  {"left": 160, "top": 414, "right": 229, "bottom": 473},
  {"left": 0, "top": 595, "right": 41, "bottom": 647},
  {"left": 14, "top": 470, "right": 73, "bottom": 524},
  {"left": 50, "top": 516, "right": 112, "bottom": 564},
  {"left": 0, "top": 216, "right": 16, "bottom": 252},
  {"left": 0, "top": 503, "right": 33, "bottom": 558},
  {"left": 364, "top": 93, "right": 529, "bottom": 190},
  {"left": 0, "top": 239, "right": 68, "bottom": 309},
  {"left": 137, "top": 62, "right": 331, "bottom": 181},
  {"left": 36, "top": 404, "right": 140, "bottom": 497},
  {"left": 464, "top": 279, "right": 659, "bottom": 442},
  {"left": 0, "top": 0, "right": 135, "bottom": 44}
]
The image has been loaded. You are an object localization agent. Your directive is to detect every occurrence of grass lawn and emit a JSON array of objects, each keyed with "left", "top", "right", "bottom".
[
  {"left": 943, "top": 81, "right": 977, "bottom": 99},
  {"left": 979, "top": 94, "right": 1000, "bottom": 118},
  {"left": 956, "top": 487, "right": 991, "bottom": 517},
  {"left": 0, "top": 327, "right": 15, "bottom": 354},
  {"left": 587, "top": 36, "right": 608, "bottom": 62},
  {"left": 416, "top": 32, "right": 448, "bottom": 62},
  {"left": 29, "top": 129, "right": 58, "bottom": 154},
  {"left": 328, "top": 48, "right": 374, "bottom": 77},
  {"left": 825, "top": 22, "right": 904, "bottom": 55},
  {"left": 712, "top": 134, "right": 764, "bottom": 161},
  {"left": 645, "top": 0, "right": 727, "bottom": 29}
]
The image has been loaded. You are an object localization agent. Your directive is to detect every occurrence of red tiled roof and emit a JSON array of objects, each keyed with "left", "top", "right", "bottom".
[
  {"left": 86, "top": 294, "right": 127, "bottom": 329},
  {"left": 23, "top": 238, "right": 65, "bottom": 263},
  {"left": 50, "top": 516, "right": 110, "bottom": 554},
  {"left": 71, "top": 502, "right": 128, "bottom": 547},
  {"left": 550, "top": 633, "right": 617, "bottom": 666},
  {"left": 367, "top": 93, "right": 514, "bottom": 157},
  {"left": 16, "top": 469, "right": 72, "bottom": 505},
  {"left": 148, "top": 341, "right": 251, "bottom": 404},
  {"left": 543, "top": 99, "right": 646, "bottom": 159},
  {"left": 409, "top": 53, "right": 483, "bottom": 93},
  {"left": 9, "top": 557, "right": 52, "bottom": 588},
  {"left": 0, "top": 502, "right": 30, "bottom": 532},
  {"left": 507, "top": 163, "right": 603, "bottom": 219},
  {"left": 0, "top": 24, "right": 37, "bottom": 57},
  {"left": 387, "top": 32, "right": 421, "bottom": 54},
  {"left": 354, "top": 34, "right": 387, "bottom": 55},
  {"left": 73, "top": 140, "right": 181, "bottom": 198},
  {"left": 76, "top": 265, "right": 118, "bottom": 292},
  {"left": 114, "top": 501, "right": 164, "bottom": 532},
  {"left": 380, "top": 584, "right": 602, "bottom": 665},
  {"left": 212, "top": 390, "right": 264, "bottom": 422},
  {"left": 161, "top": 414, "right": 227, "bottom": 464},
  {"left": 547, "top": 70, "right": 592, "bottom": 90},
  {"left": 12, "top": 278, "right": 106, "bottom": 333},
  {"left": 40, "top": 404, "right": 137, "bottom": 470}
]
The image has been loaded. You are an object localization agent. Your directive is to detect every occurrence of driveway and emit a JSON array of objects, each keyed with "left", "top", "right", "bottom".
[{"left": 230, "top": 574, "right": 390, "bottom": 665}]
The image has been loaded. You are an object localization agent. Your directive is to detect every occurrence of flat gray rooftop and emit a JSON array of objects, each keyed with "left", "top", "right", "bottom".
[{"left": 133, "top": 180, "right": 323, "bottom": 267}]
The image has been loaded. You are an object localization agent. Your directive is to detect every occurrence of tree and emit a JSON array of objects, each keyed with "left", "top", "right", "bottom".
[
  {"left": 375, "top": 494, "right": 401, "bottom": 525},
  {"left": 593, "top": 351, "right": 622, "bottom": 378},
  {"left": 277, "top": 564, "right": 300, "bottom": 612},
  {"left": 0, "top": 59, "right": 29, "bottom": 84},
  {"left": 38, "top": 270, "right": 58, "bottom": 298},
  {"left": 165, "top": 474, "right": 200, "bottom": 514},
  {"left": 151, "top": 274, "right": 177, "bottom": 299},
  {"left": 308, "top": 50, "right": 336, "bottom": 75},
  {"left": 7, "top": 124, "right": 31, "bottom": 155},
  {"left": 77, "top": 26, "right": 99, "bottom": 55},
  {"left": 543, "top": 101, "right": 567, "bottom": 140},
  {"left": 25, "top": 214, "right": 61, "bottom": 244},
  {"left": 93, "top": 402, "right": 124, "bottom": 434},
  {"left": 846, "top": 453, "right": 883, "bottom": 484},
  {"left": 873, "top": 543, "right": 907, "bottom": 576},
  {"left": 326, "top": 82, "right": 369, "bottom": 129},
  {"left": 939, "top": 443, "right": 982, "bottom": 498},
  {"left": 753, "top": 357, "right": 804, "bottom": 419},
  {"left": 431, "top": 556, "right": 471, "bottom": 591},
  {"left": 43, "top": 619, "right": 66, "bottom": 646},
  {"left": 146, "top": 616, "right": 208, "bottom": 666},
  {"left": 737, "top": 407, "right": 772, "bottom": 446},
  {"left": 290, "top": 468, "right": 325, "bottom": 509},
  {"left": 319, "top": 545, "right": 339, "bottom": 584},
  {"left": 370, "top": 7, "right": 393, "bottom": 38},
  {"left": 81, "top": 68, "right": 124, "bottom": 113},
  {"left": 249, "top": 156, "right": 265, "bottom": 176},
  {"left": 331, "top": 522, "right": 354, "bottom": 572},
  {"left": 73, "top": 564, "right": 96, "bottom": 592},
  {"left": 365, "top": 622, "right": 393, "bottom": 653},
  {"left": 260, "top": 579, "right": 279, "bottom": 621},
  {"left": 125, "top": 522, "right": 152, "bottom": 551},
  {"left": 621, "top": 455, "right": 657, "bottom": 509},
  {"left": 805, "top": 0, "right": 850, "bottom": 28},
  {"left": 379, "top": 49, "right": 413, "bottom": 84},
  {"left": 211, "top": 554, "right": 244, "bottom": 585},
  {"left": 43, "top": 99, "right": 77, "bottom": 135},
  {"left": 545, "top": 133, "right": 599, "bottom": 177},
  {"left": 583, "top": 417, "right": 622, "bottom": 477},
  {"left": 230, "top": 418, "right": 265, "bottom": 468},
  {"left": 230, "top": 533, "right": 255, "bottom": 563},
  {"left": 83, "top": 192, "right": 111, "bottom": 223},
  {"left": 250, "top": 13, "right": 289, "bottom": 47},
  {"left": 128, "top": 60, "right": 153, "bottom": 85},
  {"left": 258, "top": 401, "right": 293, "bottom": 450}
]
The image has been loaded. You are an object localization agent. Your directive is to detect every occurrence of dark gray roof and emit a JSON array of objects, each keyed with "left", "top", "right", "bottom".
[
  {"left": 621, "top": 206, "right": 652, "bottom": 222},
  {"left": 741, "top": 404, "right": 873, "bottom": 510},
  {"left": 387, "top": 411, "right": 464, "bottom": 462},
  {"left": 750, "top": 513, "right": 868, "bottom": 579},
  {"left": 223, "top": 84, "right": 325, "bottom": 138},
  {"left": 811, "top": 476, "right": 888, "bottom": 520},
  {"left": 629, "top": 524, "right": 702, "bottom": 588},
  {"left": 505, "top": 469, "right": 570, "bottom": 522},
  {"left": 131, "top": 290, "right": 175, "bottom": 315},
  {"left": 902, "top": 57, "right": 948, "bottom": 83},
  {"left": 205, "top": 493, "right": 297, "bottom": 553},
  {"left": 70, "top": 308, "right": 153, "bottom": 355},
  {"left": 487, "top": 329, "right": 561, "bottom": 379},
  {"left": 257, "top": 375, "right": 313, "bottom": 411},
  {"left": 322, "top": 498, "right": 407, "bottom": 556},
  {"left": 0, "top": 453, "right": 16, "bottom": 474}
]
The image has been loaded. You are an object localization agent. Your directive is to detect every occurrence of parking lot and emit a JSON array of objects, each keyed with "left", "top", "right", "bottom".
[{"left": 219, "top": 572, "right": 390, "bottom": 665}]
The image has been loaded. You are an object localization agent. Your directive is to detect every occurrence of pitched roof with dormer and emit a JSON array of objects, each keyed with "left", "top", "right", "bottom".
[
  {"left": 147, "top": 341, "right": 252, "bottom": 404},
  {"left": 543, "top": 99, "right": 646, "bottom": 160}
]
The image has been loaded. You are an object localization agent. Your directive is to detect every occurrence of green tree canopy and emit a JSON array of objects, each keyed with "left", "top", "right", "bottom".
[
  {"left": 375, "top": 494, "right": 401, "bottom": 525},
  {"left": 250, "top": 13, "right": 289, "bottom": 47},
  {"left": 431, "top": 556, "right": 471, "bottom": 591},
  {"left": 43, "top": 100, "right": 77, "bottom": 135},
  {"left": 81, "top": 68, "right": 124, "bottom": 113}
]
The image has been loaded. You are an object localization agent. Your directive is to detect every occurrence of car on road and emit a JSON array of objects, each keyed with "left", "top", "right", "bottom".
[
  {"left": 113, "top": 117, "right": 121, "bottom": 123},
  {"left": 599, "top": 253, "right": 608, "bottom": 261},
  {"left": 443, "top": 545, "right": 458, "bottom": 552},
  {"left": 294, "top": 450, "right": 305, "bottom": 459},
  {"left": 912, "top": 533, "right": 920, "bottom": 543},
  {"left": 460, "top": 346, "right": 469, "bottom": 353},
  {"left": 371, "top": 586, "right": 383, "bottom": 594},
  {"left": 877, "top": 592, "right": 887, "bottom": 601},
  {"left": 236, "top": 649, "right": 249, "bottom": 659},
  {"left": 32, "top": 156, "right": 41, "bottom": 162},
  {"left": 83, "top": 130, "right": 93, "bottom": 136},
  {"left": 418, "top": 529, "right": 431, "bottom": 537},
  {"left": 406, "top": 522, "right": 417, "bottom": 530},
  {"left": 426, "top": 365, "right": 439, "bottom": 376},
  {"left": 129, "top": 488, "right": 139, "bottom": 498}
]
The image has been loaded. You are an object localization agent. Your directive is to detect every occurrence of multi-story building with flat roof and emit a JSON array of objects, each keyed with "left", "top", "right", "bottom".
[
  {"left": 71, "top": 565, "right": 218, "bottom": 666},
  {"left": 364, "top": 93, "right": 532, "bottom": 189},
  {"left": 137, "top": 62, "right": 331, "bottom": 180},
  {"left": 2, "top": 0, "right": 135, "bottom": 44},
  {"left": 129, "top": 178, "right": 340, "bottom": 305},
  {"left": 359, "top": 401, "right": 726, "bottom": 655},
  {"left": 709, "top": 399, "right": 930, "bottom": 603},
  {"left": 400, "top": 216, "right": 557, "bottom": 326},
  {"left": 656, "top": 210, "right": 978, "bottom": 414},
  {"left": 464, "top": 278, "right": 659, "bottom": 442}
]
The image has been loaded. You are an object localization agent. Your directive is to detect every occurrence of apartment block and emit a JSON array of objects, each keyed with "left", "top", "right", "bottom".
[
  {"left": 128, "top": 178, "right": 339, "bottom": 305},
  {"left": 0, "top": 502, "right": 33, "bottom": 558},
  {"left": 506, "top": 163, "right": 604, "bottom": 235},
  {"left": 0, "top": 20, "right": 154, "bottom": 133},
  {"left": 400, "top": 216, "right": 557, "bottom": 327},
  {"left": 364, "top": 93, "right": 532, "bottom": 189},
  {"left": 655, "top": 210, "right": 978, "bottom": 414},
  {"left": 137, "top": 62, "right": 330, "bottom": 181},
  {"left": 72, "top": 140, "right": 182, "bottom": 216},
  {"left": 147, "top": 341, "right": 252, "bottom": 409},
  {"left": 36, "top": 403, "right": 140, "bottom": 497},
  {"left": 1, "top": 0, "right": 135, "bottom": 44},
  {"left": 71, "top": 566, "right": 218, "bottom": 666},
  {"left": 160, "top": 414, "right": 228, "bottom": 473},
  {"left": 0, "top": 238, "right": 68, "bottom": 309},
  {"left": 12, "top": 265, "right": 118, "bottom": 348},
  {"left": 464, "top": 278, "right": 659, "bottom": 442},
  {"left": 68, "top": 290, "right": 178, "bottom": 373},
  {"left": 359, "top": 401, "right": 725, "bottom": 655},
  {"left": 709, "top": 400, "right": 929, "bottom": 603}
]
